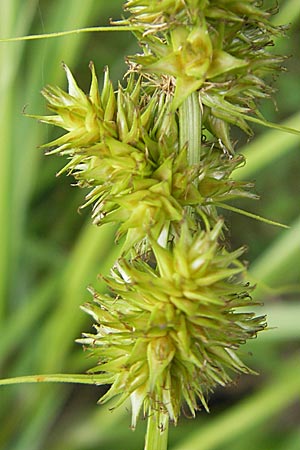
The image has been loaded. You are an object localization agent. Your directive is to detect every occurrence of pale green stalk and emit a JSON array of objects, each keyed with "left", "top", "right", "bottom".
[
  {"left": 0, "top": 374, "right": 102, "bottom": 386},
  {"left": 179, "top": 92, "right": 202, "bottom": 168},
  {"left": 145, "top": 412, "right": 169, "bottom": 450},
  {"left": 0, "top": 25, "right": 141, "bottom": 43},
  {"left": 178, "top": 91, "right": 202, "bottom": 226},
  {"left": 144, "top": 92, "right": 203, "bottom": 449},
  {"left": 146, "top": 91, "right": 203, "bottom": 449}
]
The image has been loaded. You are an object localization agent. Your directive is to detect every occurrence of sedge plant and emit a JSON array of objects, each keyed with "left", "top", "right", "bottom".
[{"left": 1, "top": 1, "right": 299, "bottom": 449}]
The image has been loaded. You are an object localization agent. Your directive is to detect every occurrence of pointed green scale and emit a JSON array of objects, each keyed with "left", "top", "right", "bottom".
[{"left": 89, "top": 62, "right": 102, "bottom": 109}]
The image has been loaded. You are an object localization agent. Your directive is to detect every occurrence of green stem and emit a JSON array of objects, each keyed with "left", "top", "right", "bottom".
[
  {"left": 144, "top": 91, "right": 203, "bottom": 450},
  {"left": 0, "top": 25, "right": 141, "bottom": 43},
  {"left": 0, "top": 373, "right": 102, "bottom": 386},
  {"left": 144, "top": 411, "right": 169, "bottom": 450},
  {"left": 179, "top": 92, "right": 202, "bottom": 169},
  {"left": 179, "top": 91, "right": 202, "bottom": 220},
  {"left": 143, "top": 91, "right": 199, "bottom": 450}
]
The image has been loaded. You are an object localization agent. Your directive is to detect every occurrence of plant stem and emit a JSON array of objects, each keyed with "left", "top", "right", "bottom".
[
  {"left": 144, "top": 92, "right": 204, "bottom": 450},
  {"left": 179, "top": 92, "right": 202, "bottom": 169},
  {"left": 144, "top": 411, "right": 169, "bottom": 450},
  {"left": 179, "top": 91, "right": 202, "bottom": 218},
  {"left": 0, "top": 25, "right": 142, "bottom": 43},
  {"left": 144, "top": 91, "right": 203, "bottom": 450}
]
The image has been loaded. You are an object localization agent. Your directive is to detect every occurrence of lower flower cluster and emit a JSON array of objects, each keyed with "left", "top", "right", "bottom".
[{"left": 78, "top": 221, "right": 266, "bottom": 427}]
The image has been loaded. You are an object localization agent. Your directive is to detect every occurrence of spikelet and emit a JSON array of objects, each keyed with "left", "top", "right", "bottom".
[{"left": 78, "top": 221, "right": 266, "bottom": 428}]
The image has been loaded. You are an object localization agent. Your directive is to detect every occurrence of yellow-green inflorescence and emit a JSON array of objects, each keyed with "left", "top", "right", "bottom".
[
  {"left": 122, "top": 0, "right": 285, "bottom": 149},
  {"left": 36, "top": 62, "right": 255, "bottom": 250},
  {"left": 35, "top": 0, "right": 284, "bottom": 432},
  {"left": 78, "top": 220, "right": 265, "bottom": 428}
]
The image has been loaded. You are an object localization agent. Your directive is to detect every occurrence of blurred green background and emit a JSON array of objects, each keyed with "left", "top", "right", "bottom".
[{"left": 0, "top": 1, "right": 299, "bottom": 449}]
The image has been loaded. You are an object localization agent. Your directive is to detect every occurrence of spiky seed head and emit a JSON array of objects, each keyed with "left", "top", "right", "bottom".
[
  {"left": 78, "top": 221, "right": 266, "bottom": 428},
  {"left": 35, "top": 66, "right": 256, "bottom": 249}
]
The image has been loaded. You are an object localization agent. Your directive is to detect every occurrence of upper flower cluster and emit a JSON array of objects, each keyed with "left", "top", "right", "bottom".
[
  {"left": 123, "top": 0, "right": 270, "bottom": 32},
  {"left": 123, "top": 0, "right": 285, "bottom": 150}
]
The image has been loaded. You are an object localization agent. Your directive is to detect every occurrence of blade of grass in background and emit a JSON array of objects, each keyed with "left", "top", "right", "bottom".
[
  {"left": 0, "top": 1, "right": 126, "bottom": 449},
  {"left": 234, "top": 112, "right": 300, "bottom": 181},
  {"left": 250, "top": 214, "right": 300, "bottom": 287},
  {"left": 10, "top": 0, "right": 123, "bottom": 307},
  {"left": 0, "top": 0, "right": 40, "bottom": 319},
  {"left": 273, "top": 0, "right": 300, "bottom": 26}
]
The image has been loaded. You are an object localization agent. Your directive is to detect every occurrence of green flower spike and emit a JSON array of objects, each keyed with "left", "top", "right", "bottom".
[
  {"left": 33, "top": 64, "right": 182, "bottom": 248},
  {"left": 123, "top": 0, "right": 280, "bottom": 31},
  {"left": 78, "top": 220, "right": 266, "bottom": 428},
  {"left": 36, "top": 62, "right": 117, "bottom": 152},
  {"left": 124, "top": 0, "right": 286, "bottom": 150},
  {"left": 34, "top": 65, "right": 256, "bottom": 251},
  {"left": 130, "top": 19, "right": 247, "bottom": 111}
]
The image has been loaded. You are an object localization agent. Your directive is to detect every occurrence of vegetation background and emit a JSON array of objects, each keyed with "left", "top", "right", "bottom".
[{"left": 0, "top": 1, "right": 299, "bottom": 449}]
